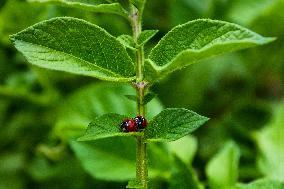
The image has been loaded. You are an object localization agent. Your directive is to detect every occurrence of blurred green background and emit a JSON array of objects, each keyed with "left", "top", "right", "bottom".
[{"left": 0, "top": 0, "right": 284, "bottom": 188}]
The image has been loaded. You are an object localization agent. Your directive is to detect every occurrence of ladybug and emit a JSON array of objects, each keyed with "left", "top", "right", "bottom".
[
  {"left": 120, "top": 118, "right": 137, "bottom": 132},
  {"left": 134, "top": 116, "right": 147, "bottom": 130}
]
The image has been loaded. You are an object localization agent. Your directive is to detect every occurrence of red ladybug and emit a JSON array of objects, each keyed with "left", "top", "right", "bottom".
[
  {"left": 120, "top": 118, "right": 137, "bottom": 132},
  {"left": 134, "top": 116, "right": 147, "bottom": 129}
]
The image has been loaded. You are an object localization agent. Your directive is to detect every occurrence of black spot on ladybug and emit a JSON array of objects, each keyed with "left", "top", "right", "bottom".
[
  {"left": 134, "top": 116, "right": 147, "bottom": 130},
  {"left": 120, "top": 118, "right": 137, "bottom": 132}
]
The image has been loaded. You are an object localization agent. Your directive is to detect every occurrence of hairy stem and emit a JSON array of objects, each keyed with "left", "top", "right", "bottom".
[
  {"left": 135, "top": 82, "right": 147, "bottom": 189},
  {"left": 130, "top": 4, "right": 148, "bottom": 189}
]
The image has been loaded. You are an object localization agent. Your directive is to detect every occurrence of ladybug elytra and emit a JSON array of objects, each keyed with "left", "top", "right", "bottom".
[
  {"left": 120, "top": 116, "right": 147, "bottom": 132},
  {"left": 134, "top": 116, "right": 147, "bottom": 129},
  {"left": 120, "top": 118, "right": 137, "bottom": 132}
]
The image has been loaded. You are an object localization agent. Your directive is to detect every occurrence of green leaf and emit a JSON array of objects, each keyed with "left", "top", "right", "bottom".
[
  {"left": 55, "top": 83, "right": 163, "bottom": 138},
  {"left": 71, "top": 137, "right": 171, "bottom": 181},
  {"left": 78, "top": 113, "right": 142, "bottom": 141},
  {"left": 127, "top": 179, "right": 143, "bottom": 188},
  {"left": 145, "top": 19, "right": 275, "bottom": 81},
  {"left": 117, "top": 34, "right": 136, "bottom": 50},
  {"left": 130, "top": 0, "right": 146, "bottom": 11},
  {"left": 144, "top": 92, "right": 157, "bottom": 104},
  {"left": 169, "top": 155, "right": 203, "bottom": 189},
  {"left": 54, "top": 82, "right": 163, "bottom": 139},
  {"left": 10, "top": 17, "right": 135, "bottom": 82},
  {"left": 124, "top": 94, "right": 137, "bottom": 102},
  {"left": 71, "top": 137, "right": 137, "bottom": 181},
  {"left": 233, "top": 179, "right": 284, "bottom": 189},
  {"left": 167, "top": 135, "right": 197, "bottom": 164},
  {"left": 28, "top": 0, "right": 128, "bottom": 17},
  {"left": 28, "top": 156, "right": 84, "bottom": 182},
  {"left": 254, "top": 101, "right": 284, "bottom": 181},
  {"left": 79, "top": 92, "right": 157, "bottom": 141},
  {"left": 205, "top": 141, "right": 240, "bottom": 189},
  {"left": 55, "top": 82, "right": 166, "bottom": 181},
  {"left": 137, "top": 30, "right": 159, "bottom": 46},
  {"left": 145, "top": 108, "right": 209, "bottom": 142}
]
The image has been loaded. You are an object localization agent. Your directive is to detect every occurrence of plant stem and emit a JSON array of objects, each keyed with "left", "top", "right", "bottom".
[
  {"left": 135, "top": 82, "right": 147, "bottom": 189},
  {"left": 130, "top": 5, "right": 148, "bottom": 189}
]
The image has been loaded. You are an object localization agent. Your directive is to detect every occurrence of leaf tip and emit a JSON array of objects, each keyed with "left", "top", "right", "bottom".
[
  {"left": 202, "top": 116, "right": 210, "bottom": 123},
  {"left": 263, "top": 37, "right": 277, "bottom": 44}
]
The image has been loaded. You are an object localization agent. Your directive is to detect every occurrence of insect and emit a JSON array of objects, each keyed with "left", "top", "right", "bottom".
[
  {"left": 120, "top": 118, "right": 137, "bottom": 132},
  {"left": 120, "top": 116, "right": 147, "bottom": 132},
  {"left": 134, "top": 116, "right": 147, "bottom": 129}
]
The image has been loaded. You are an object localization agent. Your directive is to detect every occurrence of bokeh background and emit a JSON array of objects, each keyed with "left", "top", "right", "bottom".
[{"left": 0, "top": 0, "right": 284, "bottom": 188}]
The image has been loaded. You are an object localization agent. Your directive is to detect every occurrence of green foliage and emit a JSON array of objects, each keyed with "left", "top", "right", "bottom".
[
  {"left": 78, "top": 108, "right": 207, "bottom": 142},
  {"left": 0, "top": 0, "right": 48, "bottom": 44},
  {"left": 169, "top": 156, "right": 202, "bottom": 189},
  {"left": 28, "top": 156, "right": 84, "bottom": 182},
  {"left": 2, "top": 0, "right": 281, "bottom": 188},
  {"left": 0, "top": 0, "right": 7, "bottom": 9},
  {"left": 124, "top": 94, "right": 138, "bottom": 102},
  {"left": 145, "top": 108, "right": 209, "bottom": 142},
  {"left": 155, "top": 53, "right": 247, "bottom": 109},
  {"left": 130, "top": 0, "right": 146, "bottom": 12},
  {"left": 71, "top": 137, "right": 171, "bottom": 181},
  {"left": 254, "top": 101, "right": 284, "bottom": 181},
  {"left": 0, "top": 152, "right": 25, "bottom": 189},
  {"left": 71, "top": 138, "right": 137, "bottom": 181},
  {"left": 117, "top": 30, "right": 158, "bottom": 49},
  {"left": 71, "top": 137, "right": 137, "bottom": 181},
  {"left": 28, "top": 0, "right": 128, "bottom": 17},
  {"left": 78, "top": 113, "right": 141, "bottom": 141},
  {"left": 137, "top": 30, "right": 159, "bottom": 46},
  {"left": 167, "top": 135, "right": 197, "bottom": 164},
  {"left": 168, "top": 0, "right": 210, "bottom": 26},
  {"left": 143, "top": 92, "right": 157, "bottom": 104},
  {"left": 54, "top": 82, "right": 163, "bottom": 139},
  {"left": 145, "top": 19, "right": 274, "bottom": 81},
  {"left": 206, "top": 141, "right": 240, "bottom": 189},
  {"left": 10, "top": 17, "right": 135, "bottom": 82},
  {"left": 233, "top": 179, "right": 284, "bottom": 189},
  {"left": 117, "top": 34, "right": 136, "bottom": 50},
  {"left": 54, "top": 83, "right": 170, "bottom": 181},
  {"left": 226, "top": 0, "right": 277, "bottom": 26}
]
